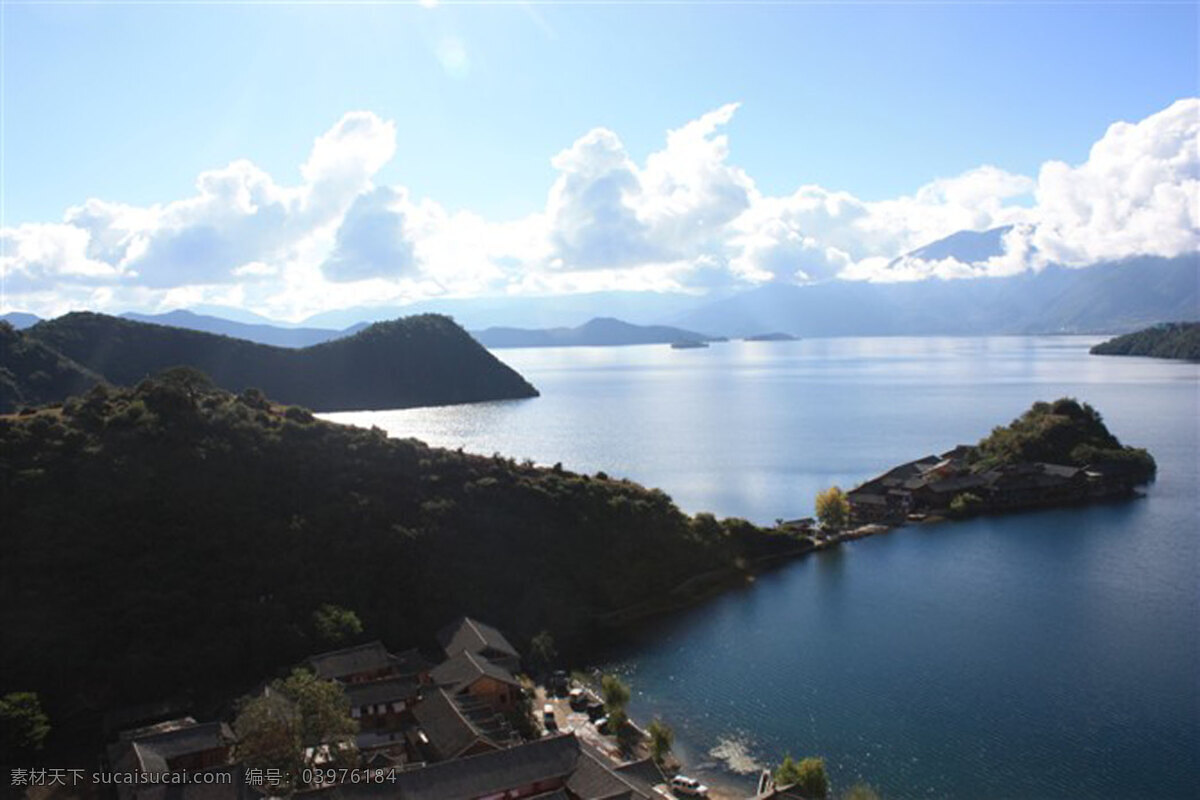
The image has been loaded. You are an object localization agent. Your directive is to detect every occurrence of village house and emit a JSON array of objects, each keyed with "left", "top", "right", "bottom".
[
  {"left": 343, "top": 676, "right": 424, "bottom": 732},
  {"left": 307, "top": 641, "right": 406, "bottom": 684},
  {"left": 304, "top": 732, "right": 669, "bottom": 800},
  {"left": 410, "top": 687, "right": 521, "bottom": 762},
  {"left": 846, "top": 441, "right": 1132, "bottom": 523},
  {"left": 105, "top": 718, "right": 236, "bottom": 800},
  {"left": 429, "top": 650, "right": 525, "bottom": 714},
  {"left": 437, "top": 617, "right": 523, "bottom": 674}
]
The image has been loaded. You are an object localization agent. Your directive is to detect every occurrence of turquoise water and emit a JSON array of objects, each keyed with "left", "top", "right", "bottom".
[{"left": 325, "top": 337, "right": 1199, "bottom": 799}]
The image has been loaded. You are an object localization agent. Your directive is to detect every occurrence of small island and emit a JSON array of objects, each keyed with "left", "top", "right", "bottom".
[
  {"left": 1090, "top": 321, "right": 1200, "bottom": 360},
  {"left": 670, "top": 340, "right": 710, "bottom": 349},
  {"left": 744, "top": 332, "right": 798, "bottom": 342},
  {"left": 845, "top": 398, "right": 1155, "bottom": 524}
]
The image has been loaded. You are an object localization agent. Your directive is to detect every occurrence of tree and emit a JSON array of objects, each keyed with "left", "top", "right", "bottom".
[
  {"left": 647, "top": 718, "right": 674, "bottom": 764},
  {"left": 0, "top": 692, "right": 50, "bottom": 758},
  {"left": 234, "top": 669, "right": 358, "bottom": 792},
  {"left": 600, "top": 674, "right": 631, "bottom": 716},
  {"left": 529, "top": 630, "right": 557, "bottom": 674},
  {"left": 948, "top": 492, "right": 983, "bottom": 517},
  {"left": 311, "top": 604, "right": 363, "bottom": 646},
  {"left": 815, "top": 486, "right": 850, "bottom": 530},
  {"left": 776, "top": 755, "right": 830, "bottom": 799}
]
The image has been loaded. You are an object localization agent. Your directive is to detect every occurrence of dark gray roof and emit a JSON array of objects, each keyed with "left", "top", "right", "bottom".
[
  {"left": 301, "top": 734, "right": 657, "bottom": 800},
  {"left": 526, "top": 791, "right": 571, "bottom": 800},
  {"left": 412, "top": 688, "right": 508, "bottom": 761},
  {"left": 614, "top": 758, "right": 666, "bottom": 789},
  {"left": 430, "top": 651, "right": 521, "bottom": 694},
  {"left": 925, "top": 474, "right": 989, "bottom": 495},
  {"left": 393, "top": 732, "right": 581, "bottom": 800},
  {"left": 437, "top": 618, "right": 519, "bottom": 661},
  {"left": 391, "top": 647, "right": 436, "bottom": 677},
  {"left": 567, "top": 745, "right": 660, "bottom": 800},
  {"left": 851, "top": 455, "right": 941, "bottom": 496},
  {"left": 307, "top": 641, "right": 393, "bottom": 681},
  {"left": 343, "top": 677, "right": 423, "bottom": 708},
  {"left": 1039, "top": 463, "right": 1083, "bottom": 479},
  {"left": 130, "top": 722, "right": 235, "bottom": 773},
  {"left": 132, "top": 766, "right": 257, "bottom": 800}
]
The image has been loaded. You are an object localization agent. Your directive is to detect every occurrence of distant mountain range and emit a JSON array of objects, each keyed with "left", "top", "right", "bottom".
[
  {"left": 1, "top": 312, "right": 40, "bottom": 330},
  {"left": 472, "top": 317, "right": 721, "bottom": 348},
  {"left": 121, "top": 310, "right": 364, "bottom": 348},
  {"left": 670, "top": 255, "right": 1199, "bottom": 337},
  {"left": 4, "top": 233, "right": 1196, "bottom": 343},
  {"left": 7, "top": 312, "right": 537, "bottom": 413},
  {"left": 297, "top": 290, "right": 719, "bottom": 331}
]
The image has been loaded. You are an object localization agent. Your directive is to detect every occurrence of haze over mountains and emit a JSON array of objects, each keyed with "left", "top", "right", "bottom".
[
  {"left": 473, "top": 318, "right": 720, "bottom": 349},
  {"left": 5, "top": 233, "right": 1197, "bottom": 346}
]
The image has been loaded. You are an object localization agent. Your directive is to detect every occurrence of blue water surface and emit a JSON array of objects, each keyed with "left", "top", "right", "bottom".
[{"left": 325, "top": 336, "right": 1199, "bottom": 799}]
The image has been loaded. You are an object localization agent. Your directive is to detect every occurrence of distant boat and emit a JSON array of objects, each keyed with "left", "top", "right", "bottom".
[{"left": 671, "top": 340, "right": 709, "bottom": 349}]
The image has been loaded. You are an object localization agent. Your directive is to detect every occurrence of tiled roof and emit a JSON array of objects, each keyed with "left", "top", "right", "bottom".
[
  {"left": 392, "top": 732, "right": 581, "bottom": 800},
  {"left": 437, "top": 618, "right": 519, "bottom": 661},
  {"left": 412, "top": 688, "right": 514, "bottom": 761},
  {"left": 307, "top": 641, "right": 393, "bottom": 681},
  {"left": 343, "top": 677, "right": 423, "bottom": 708},
  {"left": 567, "top": 745, "right": 660, "bottom": 800},
  {"left": 129, "top": 722, "right": 235, "bottom": 774},
  {"left": 430, "top": 651, "right": 520, "bottom": 694},
  {"left": 614, "top": 758, "right": 666, "bottom": 789}
]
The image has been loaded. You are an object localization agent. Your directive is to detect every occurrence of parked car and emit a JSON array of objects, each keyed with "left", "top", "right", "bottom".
[
  {"left": 542, "top": 704, "right": 557, "bottom": 731},
  {"left": 586, "top": 701, "right": 606, "bottom": 721},
  {"left": 594, "top": 715, "right": 609, "bottom": 734},
  {"left": 568, "top": 688, "right": 588, "bottom": 711},
  {"left": 670, "top": 776, "right": 709, "bottom": 798},
  {"left": 548, "top": 670, "right": 569, "bottom": 696}
]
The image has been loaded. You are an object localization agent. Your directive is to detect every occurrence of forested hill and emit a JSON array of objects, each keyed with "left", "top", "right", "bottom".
[
  {"left": 0, "top": 376, "right": 795, "bottom": 726},
  {"left": 24, "top": 312, "right": 538, "bottom": 411},
  {"left": 1090, "top": 322, "right": 1200, "bottom": 360},
  {"left": 0, "top": 322, "right": 105, "bottom": 412}
]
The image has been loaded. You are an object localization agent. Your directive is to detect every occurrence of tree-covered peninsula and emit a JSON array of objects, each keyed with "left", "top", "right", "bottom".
[
  {"left": 845, "top": 398, "right": 1155, "bottom": 524},
  {"left": 15, "top": 311, "right": 538, "bottom": 413},
  {"left": 0, "top": 375, "right": 798, "bottom": 732},
  {"left": 1090, "top": 321, "right": 1200, "bottom": 360}
]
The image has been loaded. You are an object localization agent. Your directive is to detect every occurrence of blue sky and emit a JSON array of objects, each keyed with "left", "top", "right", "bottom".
[{"left": 2, "top": 1, "right": 1198, "bottom": 319}]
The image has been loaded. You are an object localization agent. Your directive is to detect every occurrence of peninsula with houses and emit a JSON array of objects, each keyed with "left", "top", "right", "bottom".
[{"left": 844, "top": 398, "right": 1156, "bottom": 526}]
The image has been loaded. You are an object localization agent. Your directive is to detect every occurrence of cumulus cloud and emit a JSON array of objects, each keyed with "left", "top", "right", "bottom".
[
  {"left": 321, "top": 187, "right": 419, "bottom": 283},
  {"left": 2, "top": 99, "right": 1197, "bottom": 319},
  {"left": 1025, "top": 98, "right": 1199, "bottom": 266}
]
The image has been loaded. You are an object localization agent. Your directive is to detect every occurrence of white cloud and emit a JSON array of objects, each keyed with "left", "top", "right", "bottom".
[
  {"left": 1025, "top": 98, "right": 1200, "bottom": 266},
  {"left": 3, "top": 100, "right": 1197, "bottom": 319}
]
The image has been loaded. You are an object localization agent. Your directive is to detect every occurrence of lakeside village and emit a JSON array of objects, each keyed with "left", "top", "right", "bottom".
[
  {"left": 36, "top": 618, "right": 823, "bottom": 800},
  {"left": 6, "top": 401, "right": 1152, "bottom": 800},
  {"left": 831, "top": 443, "right": 1148, "bottom": 533}
]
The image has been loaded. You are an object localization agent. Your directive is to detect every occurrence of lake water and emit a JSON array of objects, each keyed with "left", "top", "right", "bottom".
[{"left": 324, "top": 337, "right": 1199, "bottom": 799}]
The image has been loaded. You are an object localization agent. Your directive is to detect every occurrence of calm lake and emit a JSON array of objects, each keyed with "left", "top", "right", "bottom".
[{"left": 324, "top": 336, "right": 1199, "bottom": 799}]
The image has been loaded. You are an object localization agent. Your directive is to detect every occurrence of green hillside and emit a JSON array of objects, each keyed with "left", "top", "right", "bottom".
[
  {"left": 24, "top": 312, "right": 538, "bottom": 412},
  {"left": 0, "top": 322, "right": 105, "bottom": 412},
  {"left": 973, "top": 397, "right": 1156, "bottom": 480},
  {"left": 1090, "top": 322, "right": 1200, "bottom": 360},
  {"left": 0, "top": 376, "right": 795, "bottom": 724}
]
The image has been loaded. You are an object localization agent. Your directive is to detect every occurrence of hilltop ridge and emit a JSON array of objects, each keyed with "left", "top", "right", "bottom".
[{"left": 18, "top": 312, "right": 538, "bottom": 412}]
